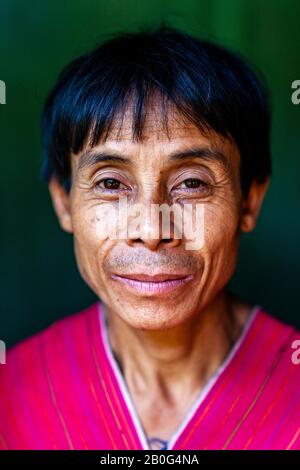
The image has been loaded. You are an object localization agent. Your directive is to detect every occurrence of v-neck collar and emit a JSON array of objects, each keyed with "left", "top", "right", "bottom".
[{"left": 96, "top": 301, "right": 261, "bottom": 450}]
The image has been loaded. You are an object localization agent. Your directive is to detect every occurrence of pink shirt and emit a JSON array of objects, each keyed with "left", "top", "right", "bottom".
[{"left": 0, "top": 302, "right": 299, "bottom": 450}]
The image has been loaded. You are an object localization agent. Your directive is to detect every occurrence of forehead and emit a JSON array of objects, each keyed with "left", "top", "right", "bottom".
[
  {"left": 100, "top": 97, "right": 221, "bottom": 142},
  {"left": 76, "top": 97, "right": 240, "bottom": 170}
]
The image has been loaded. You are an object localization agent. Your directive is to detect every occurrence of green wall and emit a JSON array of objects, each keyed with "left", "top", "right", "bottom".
[{"left": 1, "top": 0, "right": 299, "bottom": 347}]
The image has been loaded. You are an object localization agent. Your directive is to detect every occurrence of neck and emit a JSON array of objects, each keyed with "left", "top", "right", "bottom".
[{"left": 102, "top": 290, "right": 253, "bottom": 400}]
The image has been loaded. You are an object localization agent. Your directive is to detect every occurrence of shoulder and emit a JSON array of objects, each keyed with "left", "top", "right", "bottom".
[
  {"left": 252, "top": 305, "right": 300, "bottom": 366},
  {"left": 250, "top": 304, "right": 299, "bottom": 338},
  {"left": 232, "top": 305, "right": 300, "bottom": 418},
  {"left": 247, "top": 307, "right": 300, "bottom": 448},
  {"left": 0, "top": 302, "right": 101, "bottom": 449},
  {"left": 0, "top": 302, "right": 99, "bottom": 398},
  {"left": 0, "top": 302, "right": 100, "bottom": 449}
]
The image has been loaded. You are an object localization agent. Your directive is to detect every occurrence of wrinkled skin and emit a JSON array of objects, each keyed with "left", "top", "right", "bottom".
[
  {"left": 48, "top": 104, "right": 269, "bottom": 442},
  {"left": 49, "top": 105, "right": 268, "bottom": 331}
]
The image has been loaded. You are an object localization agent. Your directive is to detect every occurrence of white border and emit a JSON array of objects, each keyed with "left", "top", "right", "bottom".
[{"left": 98, "top": 301, "right": 260, "bottom": 450}]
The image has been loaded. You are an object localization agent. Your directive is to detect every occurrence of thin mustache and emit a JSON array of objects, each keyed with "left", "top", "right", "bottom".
[{"left": 106, "top": 252, "right": 201, "bottom": 272}]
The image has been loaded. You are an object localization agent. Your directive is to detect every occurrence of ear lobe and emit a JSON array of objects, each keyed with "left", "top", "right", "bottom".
[
  {"left": 240, "top": 178, "right": 270, "bottom": 233},
  {"left": 48, "top": 176, "right": 73, "bottom": 233}
]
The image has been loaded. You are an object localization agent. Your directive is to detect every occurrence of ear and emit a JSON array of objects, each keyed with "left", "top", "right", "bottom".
[
  {"left": 240, "top": 178, "right": 270, "bottom": 233},
  {"left": 48, "top": 176, "right": 73, "bottom": 233}
]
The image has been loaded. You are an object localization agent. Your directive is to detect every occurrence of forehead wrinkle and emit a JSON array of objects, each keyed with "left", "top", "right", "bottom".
[
  {"left": 103, "top": 97, "right": 195, "bottom": 143},
  {"left": 77, "top": 132, "right": 237, "bottom": 173},
  {"left": 76, "top": 107, "right": 239, "bottom": 177},
  {"left": 100, "top": 120, "right": 210, "bottom": 144}
]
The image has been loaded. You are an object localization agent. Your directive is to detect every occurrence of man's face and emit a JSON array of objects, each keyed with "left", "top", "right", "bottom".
[{"left": 50, "top": 105, "right": 261, "bottom": 330}]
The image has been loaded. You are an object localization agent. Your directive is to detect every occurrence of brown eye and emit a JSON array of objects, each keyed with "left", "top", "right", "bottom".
[
  {"left": 178, "top": 178, "right": 208, "bottom": 189},
  {"left": 183, "top": 178, "right": 206, "bottom": 188},
  {"left": 98, "top": 178, "right": 123, "bottom": 190},
  {"left": 172, "top": 177, "right": 212, "bottom": 197},
  {"left": 104, "top": 178, "right": 120, "bottom": 189}
]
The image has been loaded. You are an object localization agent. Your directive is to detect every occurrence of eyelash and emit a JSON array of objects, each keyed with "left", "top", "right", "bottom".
[
  {"left": 173, "top": 178, "right": 210, "bottom": 191},
  {"left": 93, "top": 177, "right": 212, "bottom": 195},
  {"left": 94, "top": 178, "right": 129, "bottom": 192}
]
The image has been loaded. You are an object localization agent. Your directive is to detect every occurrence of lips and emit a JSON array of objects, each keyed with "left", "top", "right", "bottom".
[
  {"left": 110, "top": 272, "right": 194, "bottom": 294},
  {"left": 114, "top": 273, "right": 190, "bottom": 282}
]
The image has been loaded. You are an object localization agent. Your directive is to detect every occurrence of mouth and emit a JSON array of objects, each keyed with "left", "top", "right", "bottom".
[{"left": 110, "top": 273, "right": 194, "bottom": 295}]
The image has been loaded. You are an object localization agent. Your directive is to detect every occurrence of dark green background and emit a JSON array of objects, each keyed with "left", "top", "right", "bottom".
[{"left": 1, "top": 0, "right": 299, "bottom": 347}]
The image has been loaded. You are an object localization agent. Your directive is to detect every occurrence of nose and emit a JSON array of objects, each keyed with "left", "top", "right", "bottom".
[
  {"left": 126, "top": 203, "right": 181, "bottom": 251},
  {"left": 127, "top": 234, "right": 180, "bottom": 251}
]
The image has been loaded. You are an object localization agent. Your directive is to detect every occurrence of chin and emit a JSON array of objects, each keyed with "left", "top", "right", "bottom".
[{"left": 115, "top": 304, "right": 190, "bottom": 331}]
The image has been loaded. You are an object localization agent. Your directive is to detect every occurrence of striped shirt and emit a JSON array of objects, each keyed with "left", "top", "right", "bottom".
[{"left": 0, "top": 301, "right": 299, "bottom": 450}]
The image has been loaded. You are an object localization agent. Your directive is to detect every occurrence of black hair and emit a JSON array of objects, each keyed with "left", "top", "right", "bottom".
[{"left": 41, "top": 26, "right": 271, "bottom": 196}]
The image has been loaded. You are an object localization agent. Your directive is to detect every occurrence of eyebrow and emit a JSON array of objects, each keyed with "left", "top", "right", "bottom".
[
  {"left": 168, "top": 147, "right": 230, "bottom": 169},
  {"left": 77, "top": 146, "right": 231, "bottom": 173},
  {"left": 77, "top": 150, "right": 131, "bottom": 172}
]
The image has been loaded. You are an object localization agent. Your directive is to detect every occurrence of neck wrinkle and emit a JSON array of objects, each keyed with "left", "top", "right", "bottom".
[{"left": 101, "top": 290, "right": 249, "bottom": 396}]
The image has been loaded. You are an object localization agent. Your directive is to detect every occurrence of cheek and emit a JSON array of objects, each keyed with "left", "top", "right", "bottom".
[
  {"left": 71, "top": 206, "right": 110, "bottom": 292},
  {"left": 72, "top": 200, "right": 119, "bottom": 249},
  {"left": 194, "top": 201, "right": 240, "bottom": 299},
  {"left": 202, "top": 199, "right": 240, "bottom": 257}
]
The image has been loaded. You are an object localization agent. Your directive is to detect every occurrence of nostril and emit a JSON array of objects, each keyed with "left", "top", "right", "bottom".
[{"left": 161, "top": 238, "right": 181, "bottom": 248}]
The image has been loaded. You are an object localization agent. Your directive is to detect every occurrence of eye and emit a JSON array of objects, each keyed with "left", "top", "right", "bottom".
[
  {"left": 95, "top": 178, "right": 127, "bottom": 191},
  {"left": 182, "top": 178, "right": 205, "bottom": 189},
  {"left": 175, "top": 178, "right": 209, "bottom": 190},
  {"left": 172, "top": 177, "right": 213, "bottom": 198}
]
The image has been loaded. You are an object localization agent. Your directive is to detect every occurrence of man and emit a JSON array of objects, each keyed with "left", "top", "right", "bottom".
[{"left": 0, "top": 27, "right": 299, "bottom": 450}]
